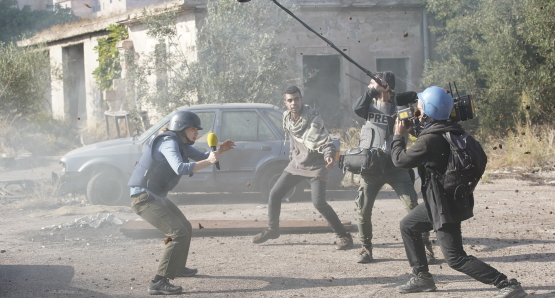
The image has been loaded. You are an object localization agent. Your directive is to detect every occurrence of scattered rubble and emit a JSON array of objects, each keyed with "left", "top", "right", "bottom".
[
  {"left": 41, "top": 212, "right": 126, "bottom": 231},
  {"left": 0, "top": 180, "right": 36, "bottom": 198},
  {"left": 487, "top": 167, "right": 555, "bottom": 184}
]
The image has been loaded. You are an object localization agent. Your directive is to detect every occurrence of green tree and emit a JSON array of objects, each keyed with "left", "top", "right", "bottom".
[
  {"left": 423, "top": 0, "right": 555, "bottom": 134},
  {"left": 0, "top": 0, "right": 78, "bottom": 44},
  {"left": 128, "top": 0, "right": 294, "bottom": 115}
]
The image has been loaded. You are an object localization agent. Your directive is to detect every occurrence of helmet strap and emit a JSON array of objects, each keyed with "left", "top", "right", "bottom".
[{"left": 177, "top": 130, "right": 195, "bottom": 145}]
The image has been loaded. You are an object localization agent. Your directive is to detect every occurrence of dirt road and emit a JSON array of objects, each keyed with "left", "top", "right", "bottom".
[{"left": 0, "top": 174, "right": 554, "bottom": 297}]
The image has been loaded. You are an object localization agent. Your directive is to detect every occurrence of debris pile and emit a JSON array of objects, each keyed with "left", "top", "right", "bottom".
[{"left": 41, "top": 212, "right": 126, "bottom": 230}]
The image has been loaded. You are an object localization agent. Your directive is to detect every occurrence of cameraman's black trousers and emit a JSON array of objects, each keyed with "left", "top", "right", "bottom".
[{"left": 400, "top": 203, "right": 507, "bottom": 286}]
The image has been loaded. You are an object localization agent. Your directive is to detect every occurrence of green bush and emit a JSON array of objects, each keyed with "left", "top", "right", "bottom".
[{"left": 0, "top": 42, "right": 52, "bottom": 117}]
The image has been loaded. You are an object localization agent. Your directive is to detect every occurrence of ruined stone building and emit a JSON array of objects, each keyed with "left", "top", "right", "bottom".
[
  {"left": 16, "top": 0, "right": 167, "bottom": 17},
  {"left": 18, "top": 0, "right": 433, "bottom": 129}
]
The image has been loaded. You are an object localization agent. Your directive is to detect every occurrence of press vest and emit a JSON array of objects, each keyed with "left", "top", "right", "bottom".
[
  {"left": 359, "top": 99, "right": 396, "bottom": 154},
  {"left": 127, "top": 131, "right": 187, "bottom": 197}
]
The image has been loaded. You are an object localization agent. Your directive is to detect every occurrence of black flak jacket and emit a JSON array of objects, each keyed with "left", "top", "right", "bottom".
[{"left": 390, "top": 121, "right": 475, "bottom": 231}]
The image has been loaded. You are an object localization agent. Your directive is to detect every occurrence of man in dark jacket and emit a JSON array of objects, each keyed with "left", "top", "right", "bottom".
[
  {"left": 251, "top": 85, "right": 353, "bottom": 250},
  {"left": 390, "top": 86, "right": 527, "bottom": 298},
  {"left": 351, "top": 71, "right": 434, "bottom": 264}
]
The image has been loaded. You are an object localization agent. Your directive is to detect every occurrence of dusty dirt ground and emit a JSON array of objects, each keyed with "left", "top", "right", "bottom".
[{"left": 1, "top": 164, "right": 554, "bottom": 297}]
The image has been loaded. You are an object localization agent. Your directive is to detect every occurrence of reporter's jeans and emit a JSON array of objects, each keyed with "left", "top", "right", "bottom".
[
  {"left": 400, "top": 203, "right": 507, "bottom": 286},
  {"left": 356, "top": 168, "right": 429, "bottom": 247},
  {"left": 131, "top": 192, "right": 192, "bottom": 280},
  {"left": 267, "top": 171, "right": 348, "bottom": 237}
]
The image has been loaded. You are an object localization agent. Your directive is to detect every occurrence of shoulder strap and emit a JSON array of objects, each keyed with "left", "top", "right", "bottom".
[{"left": 442, "top": 132, "right": 456, "bottom": 149}]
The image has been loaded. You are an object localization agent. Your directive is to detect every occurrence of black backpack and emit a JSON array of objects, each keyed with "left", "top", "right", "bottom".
[{"left": 440, "top": 131, "right": 487, "bottom": 199}]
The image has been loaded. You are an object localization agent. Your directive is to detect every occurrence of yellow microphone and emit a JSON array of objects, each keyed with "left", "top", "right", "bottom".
[{"left": 207, "top": 133, "right": 220, "bottom": 170}]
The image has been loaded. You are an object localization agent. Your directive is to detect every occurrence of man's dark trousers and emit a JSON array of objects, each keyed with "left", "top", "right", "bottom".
[
  {"left": 268, "top": 171, "right": 347, "bottom": 237},
  {"left": 400, "top": 203, "right": 507, "bottom": 286}
]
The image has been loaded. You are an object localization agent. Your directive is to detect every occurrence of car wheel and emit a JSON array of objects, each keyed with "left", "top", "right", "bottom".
[
  {"left": 86, "top": 170, "right": 128, "bottom": 206},
  {"left": 259, "top": 168, "right": 308, "bottom": 203}
]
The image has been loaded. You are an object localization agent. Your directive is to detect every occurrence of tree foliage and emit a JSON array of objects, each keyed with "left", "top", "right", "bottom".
[
  {"left": 0, "top": 42, "right": 80, "bottom": 156},
  {"left": 193, "top": 0, "right": 294, "bottom": 105},
  {"left": 0, "top": 0, "right": 78, "bottom": 44},
  {"left": 128, "top": 0, "right": 294, "bottom": 115},
  {"left": 423, "top": 0, "right": 555, "bottom": 134},
  {"left": 93, "top": 25, "right": 129, "bottom": 91},
  {"left": 0, "top": 42, "right": 52, "bottom": 116}
]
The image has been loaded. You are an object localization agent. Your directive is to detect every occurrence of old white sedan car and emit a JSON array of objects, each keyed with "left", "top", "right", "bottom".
[{"left": 55, "top": 103, "right": 345, "bottom": 205}]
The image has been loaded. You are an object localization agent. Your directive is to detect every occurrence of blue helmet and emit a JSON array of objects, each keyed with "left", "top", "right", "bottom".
[{"left": 417, "top": 86, "right": 454, "bottom": 120}]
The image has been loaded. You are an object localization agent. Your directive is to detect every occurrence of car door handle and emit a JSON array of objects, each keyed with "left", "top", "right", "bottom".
[{"left": 261, "top": 146, "right": 272, "bottom": 151}]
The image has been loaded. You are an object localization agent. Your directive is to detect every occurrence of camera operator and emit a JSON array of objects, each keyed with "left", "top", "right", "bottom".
[
  {"left": 390, "top": 86, "right": 527, "bottom": 297},
  {"left": 351, "top": 71, "right": 434, "bottom": 264}
]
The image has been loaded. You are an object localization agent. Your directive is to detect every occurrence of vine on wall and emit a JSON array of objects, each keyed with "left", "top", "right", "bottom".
[{"left": 93, "top": 24, "right": 129, "bottom": 91}]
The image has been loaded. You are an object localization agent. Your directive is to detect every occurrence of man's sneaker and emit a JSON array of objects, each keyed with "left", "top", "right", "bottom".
[
  {"left": 396, "top": 272, "right": 437, "bottom": 293},
  {"left": 148, "top": 278, "right": 182, "bottom": 295},
  {"left": 336, "top": 232, "right": 353, "bottom": 250},
  {"left": 357, "top": 246, "right": 373, "bottom": 263},
  {"left": 176, "top": 267, "right": 198, "bottom": 277},
  {"left": 425, "top": 242, "right": 437, "bottom": 264},
  {"left": 252, "top": 229, "right": 280, "bottom": 244},
  {"left": 493, "top": 279, "right": 528, "bottom": 298}
]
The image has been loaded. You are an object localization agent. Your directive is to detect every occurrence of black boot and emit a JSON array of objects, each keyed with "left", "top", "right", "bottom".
[{"left": 148, "top": 277, "right": 182, "bottom": 295}]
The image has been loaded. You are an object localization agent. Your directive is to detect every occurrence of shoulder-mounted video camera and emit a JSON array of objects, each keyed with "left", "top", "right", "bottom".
[
  {"left": 394, "top": 82, "right": 476, "bottom": 125},
  {"left": 394, "top": 91, "right": 420, "bottom": 125}
]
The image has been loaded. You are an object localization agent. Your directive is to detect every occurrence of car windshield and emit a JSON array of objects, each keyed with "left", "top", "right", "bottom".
[{"left": 137, "top": 112, "right": 174, "bottom": 142}]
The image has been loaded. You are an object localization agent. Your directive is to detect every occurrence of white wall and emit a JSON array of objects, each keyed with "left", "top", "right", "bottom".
[
  {"left": 175, "top": 12, "right": 198, "bottom": 63},
  {"left": 83, "top": 37, "right": 104, "bottom": 127},
  {"left": 49, "top": 45, "right": 65, "bottom": 120}
]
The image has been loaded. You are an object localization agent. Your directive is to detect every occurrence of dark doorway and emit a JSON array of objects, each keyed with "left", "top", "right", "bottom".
[
  {"left": 303, "top": 55, "right": 341, "bottom": 128},
  {"left": 377, "top": 58, "right": 409, "bottom": 92},
  {"left": 62, "top": 44, "right": 86, "bottom": 127}
]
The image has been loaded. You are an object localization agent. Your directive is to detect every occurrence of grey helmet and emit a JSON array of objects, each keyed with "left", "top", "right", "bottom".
[{"left": 168, "top": 111, "right": 203, "bottom": 132}]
